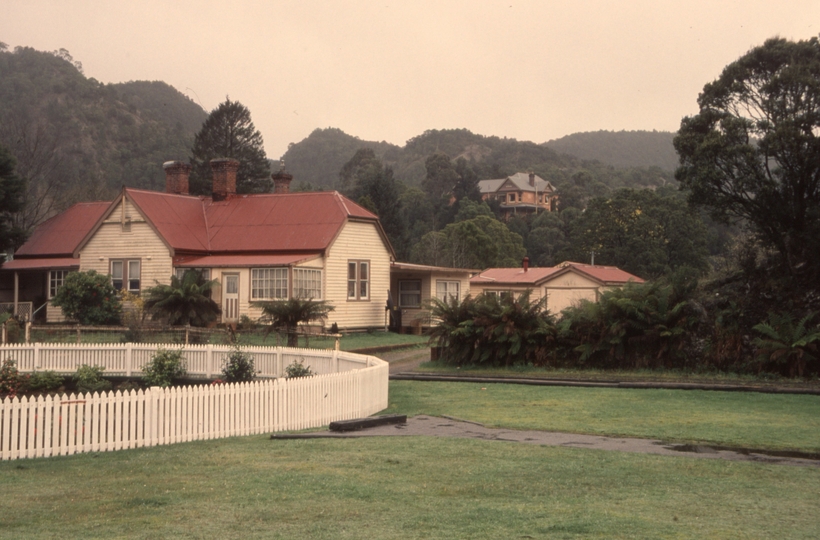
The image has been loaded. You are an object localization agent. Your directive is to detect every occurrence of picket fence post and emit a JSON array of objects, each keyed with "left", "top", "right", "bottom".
[{"left": 126, "top": 342, "right": 133, "bottom": 377}]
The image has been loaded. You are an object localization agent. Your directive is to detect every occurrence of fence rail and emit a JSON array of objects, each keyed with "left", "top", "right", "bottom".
[{"left": 0, "top": 343, "right": 388, "bottom": 461}]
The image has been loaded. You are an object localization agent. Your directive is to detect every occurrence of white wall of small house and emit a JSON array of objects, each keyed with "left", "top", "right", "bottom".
[
  {"left": 325, "top": 220, "right": 392, "bottom": 330},
  {"left": 543, "top": 272, "right": 602, "bottom": 314},
  {"left": 79, "top": 199, "right": 174, "bottom": 293}
]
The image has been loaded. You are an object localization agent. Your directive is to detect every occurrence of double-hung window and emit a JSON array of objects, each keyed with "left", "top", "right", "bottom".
[
  {"left": 251, "top": 268, "right": 288, "bottom": 300},
  {"left": 347, "top": 261, "right": 369, "bottom": 301},
  {"left": 436, "top": 280, "right": 459, "bottom": 302},
  {"left": 398, "top": 280, "right": 421, "bottom": 308},
  {"left": 49, "top": 270, "right": 69, "bottom": 298},
  {"left": 293, "top": 268, "right": 322, "bottom": 299},
  {"left": 111, "top": 259, "right": 141, "bottom": 294}
]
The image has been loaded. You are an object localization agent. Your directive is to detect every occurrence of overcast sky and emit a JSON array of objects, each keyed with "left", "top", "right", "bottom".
[{"left": 3, "top": 1, "right": 819, "bottom": 159}]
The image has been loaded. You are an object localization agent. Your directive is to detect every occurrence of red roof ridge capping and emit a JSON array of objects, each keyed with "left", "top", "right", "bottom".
[{"left": 332, "top": 191, "right": 378, "bottom": 220}]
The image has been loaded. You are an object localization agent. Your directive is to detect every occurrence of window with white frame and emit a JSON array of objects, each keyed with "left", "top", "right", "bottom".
[
  {"left": 293, "top": 268, "right": 322, "bottom": 299},
  {"left": 484, "top": 290, "right": 512, "bottom": 300},
  {"left": 399, "top": 280, "right": 421, "bottom": 308},
  {"left": 347, "top": 260, "right": 369, "bottom": 300},
  {"left": 251, "top": 268, "right": 288, "bottom": 300},
  {"left": 436, "top": 280, "right": 459, "bottom": 302},
  {"left": 111, "top": 259, "right": 141, "bottom": 294},
  {"left": 49, "top": 270, "right": 69, "bottom": 298}
]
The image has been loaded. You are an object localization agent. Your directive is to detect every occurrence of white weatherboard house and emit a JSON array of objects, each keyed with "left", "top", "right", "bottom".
[{"left": 1, "top": 160, "right": 395, "bottom": 330}]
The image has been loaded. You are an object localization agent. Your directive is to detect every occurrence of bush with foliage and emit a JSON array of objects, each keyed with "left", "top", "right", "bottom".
[
  {"left": 557, "top": 278, "right": 702, "bottom": 370},
  {"left": 753, "top": 312, "right": 820, "bottom": 377},
  {"left": 28, "top": 371, "right": 64, "bottom": 393},
  {"left": 51, "top": 270, "right": 121, "bottom": 325},
  {"left": 429, "top": 292, "right": 557, "bottom": 367},
  {"left": 142, "top": 270, "right": 221, "bottom": 327},
  {"left": 142, "top": 348, "right": 187, "bottom": 387},
  {"left": 0, "top": 358, "right": 28, "bottom": 397},
  {"left": 285, "top": 360, "right": 313, "bottom": 379},
  {"left": 74, "top": 365, "right": 112, "bottom": 394},
  {"left": 221, "top": 346, "right": 257, "bottom": 383},
  {"left": 259, "top": 298, "right": 334, "bottom": 347}
]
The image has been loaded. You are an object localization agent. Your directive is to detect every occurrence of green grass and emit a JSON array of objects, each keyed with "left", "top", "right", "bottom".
[
  {"left": 25, "top": 328, "right": 429, "bottom": 350},
  {"left": 417, "top": 360, "right": 820, "bottom": 388},
  {"left": 1, "top": 435, "right": 818, "bottom": 539},
  {"left": 386, "top": 381, "right": 820, "bottom": 452},
  {"left": 229, "top": 330, "right": 427, "bottom": 351}
]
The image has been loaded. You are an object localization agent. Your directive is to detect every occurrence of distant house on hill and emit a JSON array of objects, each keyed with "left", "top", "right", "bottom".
[
  {"left": 478, "top": 172, "right": 558, "bottom": 219},
  {"left": 470, "top": 259, "right": 644, "bottom": 315},
  {"left": 0, "top": 160, "right": 395, "bottom": 330}
]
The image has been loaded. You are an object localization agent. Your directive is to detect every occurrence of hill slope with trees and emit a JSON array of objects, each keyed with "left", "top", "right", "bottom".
[
  {"left": 0, "top": 44, "right": 207, "bottom": 235},
  {"left": 544, "top": 130, "right": 679, "bottom": 170}
]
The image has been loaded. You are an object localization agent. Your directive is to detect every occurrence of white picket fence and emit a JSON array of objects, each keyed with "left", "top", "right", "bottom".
[{"left": 0, "top": 343, "right": 389, "bottom": 461}]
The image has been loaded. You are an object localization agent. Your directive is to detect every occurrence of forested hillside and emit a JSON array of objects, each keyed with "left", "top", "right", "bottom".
[
  {"left": 0, "top": 45, "right": 206, "bottom": 233},
  {"left": 283, "top": 127, "right": 676, "bottom": 194},
  {"left": 544, "top": 130, "right": 678, "bottom": 170}
]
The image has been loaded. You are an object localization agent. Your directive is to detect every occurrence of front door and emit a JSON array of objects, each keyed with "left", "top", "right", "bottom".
[{"left": 222, "top": 274, "right": 239, "bottom": 322}]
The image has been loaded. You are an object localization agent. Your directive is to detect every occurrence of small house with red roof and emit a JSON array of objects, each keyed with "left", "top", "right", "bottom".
[
  {"left": 470, "top": 259, "right": 644, "bottom": 315},
  {"left": 1, "top": 160, "right": 395, "bottom": 330}
]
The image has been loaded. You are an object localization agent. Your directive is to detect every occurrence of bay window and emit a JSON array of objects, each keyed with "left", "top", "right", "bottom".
[{"left": 251, "top": 268, "right": 288, "bottom": 300}]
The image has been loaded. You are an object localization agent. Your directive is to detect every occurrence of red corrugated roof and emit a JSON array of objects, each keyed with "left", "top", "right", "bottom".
[
  {"left": 471, "top": 262, "right": 644, "bottom": 286},
  {"left": 471, "top": 266, "right": 561, "bottom": 285},
  {"left": 1, "top": 257, "right": 80, "bottom": 270},
  {"left": 125, "top": 189, "right": 381, "bottom": 254},
  {"left": 126, "top": 190, "right": 211, "bottom": 252},
  {"left": 173, "top": 254, "right": 319, "bottom": 267},
  {"left": 204, "top": 192, "right": 373, "bottom": 252},
  {"left": 15, "top": 202, "right": 109, "bottom": 257},
  {"left": 13, "top": 187, "right": 389, "bottom": 265}
]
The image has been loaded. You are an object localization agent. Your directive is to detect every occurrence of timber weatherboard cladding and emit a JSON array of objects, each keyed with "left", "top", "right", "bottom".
[
  {"left": 79, "top": 199, "right": 174, "bottom": 291},
  {"left": 326, "top": 221, "right": 391, "bottom": 330}
]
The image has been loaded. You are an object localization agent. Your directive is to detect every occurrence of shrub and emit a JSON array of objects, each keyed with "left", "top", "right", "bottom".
[
  {"left": 285, "top": 360, "right": 313, "bottom": 379},
  {"left": 429, "top": 292, "right": 557, "bottom": 367},
  {"left": 221, "top": 346, "right": 256, "bottom": 383},
  {"left": 74, "top": 364, "right": 112, "bottom": 394},
  {"left": 753, "top": 312, "right": 820, "bottom": 377},
  {"left": 28, "top": 371, "right": 64, "bottom": 393},
  {"left": 142, "top": 348, "right": 187, "bottom": 387},
  {"left": 51, "top": 270, "right": 121, "bottom": 325},
  {"left": 0, "top": 358, "right": 28, "bottom": 397}
]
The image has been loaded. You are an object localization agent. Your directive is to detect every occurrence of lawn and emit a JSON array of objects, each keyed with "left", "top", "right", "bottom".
[
  {"left": 2, "top": 380, "right": 818, "bottom": 538},
  {"left": 415, "top": 360, "right": 820, "bottom": 389},
  {"left": 1, "top": 435, "right": 818, "bottom": 539},
  {"left": 26, "top": 327, "right": 429, "bottom": 352},
  {"left": 386, "top": 380, "right": 820, "bottom": 452}
]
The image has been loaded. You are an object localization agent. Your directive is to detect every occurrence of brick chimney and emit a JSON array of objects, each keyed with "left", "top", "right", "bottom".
[
  {"left": 528, "top": 172, "right": 535, "bottom": 187},
  {"left": 163, "top": 161, "right": 191, "bottom": 195},
  {"left": 210, "top": 158, "right": 239, "bottom": 201},
  {"left": 523, "top": 256, "right": 529, "bottom": 272},
  {"left": 272, "top": 167, "right": 293, "bottom": 194}
]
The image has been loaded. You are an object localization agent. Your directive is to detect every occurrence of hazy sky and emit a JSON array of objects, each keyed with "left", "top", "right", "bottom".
[{"left": 4, "top": 1, "right": 820, "bottom": 159}]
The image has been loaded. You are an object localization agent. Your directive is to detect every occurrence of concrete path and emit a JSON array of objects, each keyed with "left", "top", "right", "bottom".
[{"left": 272, "top": 415, "right": 820, "bottom": 468}]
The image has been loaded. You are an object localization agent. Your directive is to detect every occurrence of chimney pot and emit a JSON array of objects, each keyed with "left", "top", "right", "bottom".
[
  {"left": 523, "top": 256, "right": 530, "bottom": 272},
  {"left": 210, "top": 158, "right": 240, "bottom": 201},
  {"left": 272, "top": 169, "right": 294, "bottom": 194},
  {"left": 528, "top": 172, "right": 535, "bottom": 187},
  {"left": 163, "top": 161, "right": 191, "bottom": 195}
]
